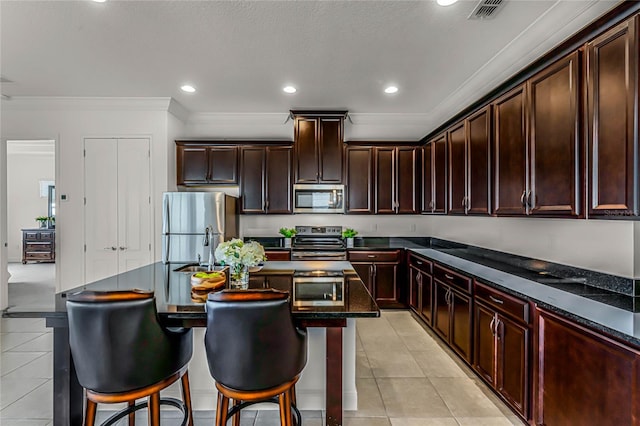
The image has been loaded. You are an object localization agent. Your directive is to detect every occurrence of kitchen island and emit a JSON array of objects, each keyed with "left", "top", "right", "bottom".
[{"left": 45, "top": 260, "right": 379, "bottom": 426}]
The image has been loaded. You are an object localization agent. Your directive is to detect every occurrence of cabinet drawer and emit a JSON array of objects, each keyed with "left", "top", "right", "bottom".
[
  {"left": 408, "top": 253, "right": 432, "bottom": 274},
  {"left": 434, "top": 263, "right": 471, "bottom": 293},
  {"left": 348, "top": 250, "right": 400, "bottom": 262},
  {"left": 264, "top": 250, "right": 291, "bottom": 261},
  {"left": 39, "top": 231, "right": 54, "bottom": 240},
  {"left": 24, "top": 232, "right": 39, "bottom": 240},
  {"left": 25, "top": 252, "right": 53, "bottom": 260},
  {"left": 25, "top": 242, "right": 53, "bottom": 251},
  {"left": 475, "top": 281, "right": 530, "bottom": 324}
]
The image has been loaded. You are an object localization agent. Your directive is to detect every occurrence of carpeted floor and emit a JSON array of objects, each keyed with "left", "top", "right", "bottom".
[{"left": 6, "top": 262, "right": 55, "bottom": 312}]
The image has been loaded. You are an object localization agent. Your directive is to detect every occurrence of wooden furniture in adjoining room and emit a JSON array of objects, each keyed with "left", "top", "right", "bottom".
[{"left": 22, "top": 228, "right": 55, "bottom": 264}]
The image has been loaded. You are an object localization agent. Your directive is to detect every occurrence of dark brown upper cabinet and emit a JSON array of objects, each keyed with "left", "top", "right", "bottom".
[
  {"left": 494, "top": 51, "right": 581, "bottom": 217},
  {"left": 345, "top": 146, "right": 374, "bottom": 214},
  {"left": 292, "top": 111, "right": 346, "bottom": 184},
  {"left": 374, "top": 146, "right": 419, "bottom": 214},
  {"left": 240, "top": 145, "right": 292, "bottom": 214},
  {"left": 587, "top": 16, "right": 639, "bottom": 218},
  {"left": 448, "top": 122, "right": 467, "bottom": 215},
  {"left": 528, "top": 51, "right": 581, "bottom": 217},
  {"left": 176, "top": 143, "right": 238, "bottom": 186},
  {"left": 422, "top": 135, "right": 447, "bottom": 214},
  {"left": 493, "top": 85, "right": 528, "bottom": 216}
]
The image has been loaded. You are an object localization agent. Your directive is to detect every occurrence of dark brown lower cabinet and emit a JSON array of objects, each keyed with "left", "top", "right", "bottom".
[
  {"left": 264, "top": 250, "right": 291, "bottom": 261},
  {"left": 408, "top": 254, "right": 433, "bottom": 324},
  {"left": 535, "top": 307, "right": 640, "bottom": 426},
  {"left": 433, "top": 279, "right": 473, "bottom": 363},
  {"left": 349, "top": 250, "right": 402, "bottom": 308},
  {"left": 474, "top": 282, "right": 530, "bottom": 420}
]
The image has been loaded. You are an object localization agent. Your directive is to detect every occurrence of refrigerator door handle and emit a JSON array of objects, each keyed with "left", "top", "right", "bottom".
[
  {"left": 164, "top": 235, "right": 170, "bottom": 263},
  {"left": 163, "top": 195, "right": 170, "bottom": 234}
]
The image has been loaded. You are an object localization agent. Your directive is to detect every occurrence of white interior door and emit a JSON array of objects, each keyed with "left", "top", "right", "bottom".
[
  {"left": 84, "top": 138, "right": 118, "bottom": 283},
  {"left": 84, "top": 137, "right": 151, "bottom": 283},
  {"left": 117, "top": 138, "right": 151, "bottom": 272}
]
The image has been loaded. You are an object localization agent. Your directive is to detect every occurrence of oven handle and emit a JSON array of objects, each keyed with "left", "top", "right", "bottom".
[{"left": 292, "top": 252, "right": 347, "bottom": 258}]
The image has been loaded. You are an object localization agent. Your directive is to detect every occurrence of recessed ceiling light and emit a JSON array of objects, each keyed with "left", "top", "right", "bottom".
[
  {"left": 384, "top": 86, "right": 399, "bottom": 94},
  {"left": 283, "top": 86, "right": 297, "bottom": 94},
  {"left": 92, "top": 0, "right": 107, "bottom": 3},
  {"left": 181, "top": 85, "right": 196, "bottom": 93},
  {"left": 436, "top": 0, "right": 458, "bottom": 6}
]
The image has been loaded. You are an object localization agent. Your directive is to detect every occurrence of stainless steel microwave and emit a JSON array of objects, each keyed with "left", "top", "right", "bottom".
[{"left": 293, "top": 184, "right": 345, "bottom": 214}]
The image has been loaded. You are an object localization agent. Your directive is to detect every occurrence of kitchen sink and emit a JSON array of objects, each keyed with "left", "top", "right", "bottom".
[{"left": 173, "top": 264, "right": 211, "bottom": 273}]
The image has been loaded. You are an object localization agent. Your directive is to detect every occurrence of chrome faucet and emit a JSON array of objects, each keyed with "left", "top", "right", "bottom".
[{"left": 203, "top": 226, "right": 215, "bottom": 270}]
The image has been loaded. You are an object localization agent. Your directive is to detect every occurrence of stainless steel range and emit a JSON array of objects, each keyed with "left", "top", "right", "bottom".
[{"left": 291, "top": 225, "right": 347, "bottom": 261}]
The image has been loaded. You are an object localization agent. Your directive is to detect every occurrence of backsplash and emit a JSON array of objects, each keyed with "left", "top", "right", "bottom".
[{"left": 239, "top": 214, "right": 638, "bottom": 279}]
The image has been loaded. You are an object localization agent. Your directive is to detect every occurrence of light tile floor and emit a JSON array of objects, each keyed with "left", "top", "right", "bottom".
[{"left": 0, "top": 311, "right": 525, "bottom": 425}]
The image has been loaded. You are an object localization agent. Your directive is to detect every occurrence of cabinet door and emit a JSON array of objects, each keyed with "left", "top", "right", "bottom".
[
  {"left": 240, "top": 147, "right": 266, "bottom": 213},
  {"left": 375, "top": 147, "right": 396, "bottom": 214},
  {"left": 494, "top": 85, "right": 527, "bottom": 215},
  {"left": 467, "top": 106, "right": 492, "bottom": 215},
  {"left": 529, "top": 51, "right": 581, "bottom": 217},
  {"left": 433, "top": 281, "right": 450, "bottom": 340},
  {"left": 536, "top": 308, "right": 640, "bottom": 426},
  {"left": 373, "top": 262, "right": 399, "bottom": 307},
  {"left": 319, "top": 117, "right": 344, "bottom": 183},
  {"left": 474, "top": 303, "right": 496, "bottom": 386},
  {"left": 177, "top": 145, "right": 208, "bottom": 185},
  {"left": 448, "top": 122, "right": 467, "bottom": 215},
  {"left": 208, "top": 146, "right": 238, "bottom": 184},
  {"left": 294, "top": 117, "right": 319, "bottom": 183},
  {"left": 352, "top": 262, "right": 374, "bottom": 297},
  {"left": 496, "top": 314, "right": 528, "bottom": 418},
  {"left": 420, "top": 271, "right": 433, "bottom": 325},
  {"left": 587, "top": 16, "right": 638, "bottom": 217},
  {"left": 396, "top": 147, "right": 419, "bottom": 214},
  {"left": 265, "top": 146, "right": 292, "bottom": 214},
  {"left": 421, "top": 143, "right": 434, "bottom": 213},
  {"left": 433, "top": 136, "right": 448, "bottom": 214},
  {"left": 117, "top": 138, "right": 152, "bottom": 273},
  {"left": 346, "top": 146, "right": 373, "bottom": 213},
  {"left": 450, "top": 289, "right": 473, "bottom": 363},
  {"left": 409, "top": 266, "right": 421, "bottom": 312}
]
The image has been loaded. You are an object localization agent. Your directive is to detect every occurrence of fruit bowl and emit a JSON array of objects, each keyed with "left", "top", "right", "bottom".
[{"left": 190, "top": 271, "right": 226, "bottom": 291}]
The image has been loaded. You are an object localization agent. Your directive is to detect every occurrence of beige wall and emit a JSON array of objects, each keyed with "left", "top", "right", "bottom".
[
  {"left": 240, "top": 214, "right": 637, "bottom": 279},
  {"left": 1, "top": 98, "right": 177, "bottom": 291}
]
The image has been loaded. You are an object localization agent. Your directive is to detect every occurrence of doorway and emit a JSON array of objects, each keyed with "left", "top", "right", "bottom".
[{"left": 5, "top": 140, "right": 56, "bottom": 312}]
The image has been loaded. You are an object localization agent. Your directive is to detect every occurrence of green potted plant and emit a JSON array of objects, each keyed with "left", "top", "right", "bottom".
[
  {"left": 36, "top": 216, "right": 49, "bottom": 229},
  {"left": 279, "top": 227, "right": 297, "bottom": 248},
  {"left": 342, "top": 228, "right": 358, "bottom": 248}
]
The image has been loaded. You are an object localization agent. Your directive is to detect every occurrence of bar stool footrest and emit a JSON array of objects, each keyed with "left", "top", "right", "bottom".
[
  {"left": 227, "top": 398, "right": 302, "bottom": 426},
  {"left": 101, "top": 397, "right": 188, "bottom": 426}
]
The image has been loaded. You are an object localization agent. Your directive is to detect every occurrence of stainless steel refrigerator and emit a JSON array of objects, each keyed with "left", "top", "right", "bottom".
[{"left": 162, "top": 192, "right": 238, "bottom": 264}]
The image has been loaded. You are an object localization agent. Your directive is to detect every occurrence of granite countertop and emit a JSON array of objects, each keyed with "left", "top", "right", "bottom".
[{"left": 48, "top": 261, "right": 379, "bottom": 324}]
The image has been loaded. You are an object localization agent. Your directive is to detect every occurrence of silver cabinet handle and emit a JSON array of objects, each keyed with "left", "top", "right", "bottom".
[
  {"left": 104, "top": 247, "right": 117, "bottom": 251},
  {"left": 489, "top": 295, "right": 504, "bottom": 304},
  {"left": 367, "top": 255, "right": 377, "bottom": 258},
  {"left": 416, "top": 273, "right": 422, "bottom": 285},
  {"left": 520, "top": 190, "right": 527, "bottom": 208},
  {"left": 119, "top": 246, "right": 127, "bottom": 251},
  {"left": 489, "top": 316, "right": 496, "bottom": 336},
  {"left": 526, "top": 190, "right": 533, "bottom": 209},
  {"left": 416, "top": 260, "right": 423, "bottom": 265},
  {"left": 462, "top": 197, "right": 466, "bottom": 207},
  {"left": 495, "top": 318, "right": 502, "bottom": 340},
  {"left": 445, "top": 273, "right": 454, "bottom": 280}
]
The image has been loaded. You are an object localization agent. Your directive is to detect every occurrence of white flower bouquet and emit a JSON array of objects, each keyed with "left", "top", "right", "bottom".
[{"left": 215, "top": 239, "right": 266, "bottom": 282}]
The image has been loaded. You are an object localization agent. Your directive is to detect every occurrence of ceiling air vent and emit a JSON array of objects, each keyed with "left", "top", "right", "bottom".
[{"left": 468, "top": 0, "right": 506, "bottom": 20}]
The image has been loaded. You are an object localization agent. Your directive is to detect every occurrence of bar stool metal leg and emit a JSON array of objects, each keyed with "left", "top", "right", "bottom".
[{"left": 181, "top": 372, "right": 194, "bottom": 426}]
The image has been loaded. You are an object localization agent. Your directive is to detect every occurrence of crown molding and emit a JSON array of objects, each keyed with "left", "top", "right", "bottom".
[
  {"left": 1, "top": 96, "right": 173, "bottom": 111},
  {"left": 167, "top": 98, "right": 190, "bottom": 123},
  {"left": 187, "top": 112, "right": 291, "bottom": 126}
]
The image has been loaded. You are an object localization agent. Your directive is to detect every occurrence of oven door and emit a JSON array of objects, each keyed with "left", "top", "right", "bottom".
[
  {"left": 291, "top": 251, "right": 347, "bottom": 261},
  {"left": 293, "top": 184, "right": 345, "bottom": 213},
  {"left": 293, "top": 276, "right": 344, "bottom": 306}
]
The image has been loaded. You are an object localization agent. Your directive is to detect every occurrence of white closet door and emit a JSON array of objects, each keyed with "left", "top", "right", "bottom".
[
  {"left": 84, "top": 139, "right": 119, "bottom": 283},
  {"left": 117, "top": 138, "right": 151, "bottom": 273}
]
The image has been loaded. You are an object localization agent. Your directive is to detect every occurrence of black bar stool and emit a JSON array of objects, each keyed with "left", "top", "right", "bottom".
[
  {"left": 204, "top": 289, "right": 308, "bottom": 426},
  {"left": 66, "top": 289, "right": 194, "bottom": 426}
]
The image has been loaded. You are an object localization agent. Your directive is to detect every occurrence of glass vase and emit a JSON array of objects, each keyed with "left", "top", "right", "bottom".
[{"left": 229, "top": 264, "right": 249, "bottom": 290}]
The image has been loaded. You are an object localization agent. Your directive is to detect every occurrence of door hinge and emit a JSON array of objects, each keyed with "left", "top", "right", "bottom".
[
  {"left": 84, "top": 197, "right": 87, "bottom": 205},
  {"left": 149, "top": 196, "right": 151, "bottom": 204},
  {"left": 84, "top": 244, "right": 86, "bottom": 252},
  {"left": 148, "top": 150, "right": 150, "bottom": 158},
  {"left": 149, "top": 243, "right": 151, "bottom": 251},
  {"left": 83, "top": 149, "right": 86, "bottom": 157}
]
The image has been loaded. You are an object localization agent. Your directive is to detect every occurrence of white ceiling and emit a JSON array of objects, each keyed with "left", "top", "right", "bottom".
[{"left": 0, "top": 0, "right": 621, "bottom": 140}]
